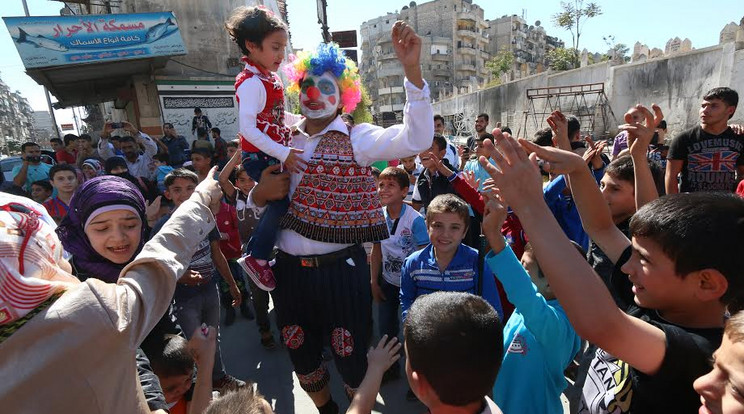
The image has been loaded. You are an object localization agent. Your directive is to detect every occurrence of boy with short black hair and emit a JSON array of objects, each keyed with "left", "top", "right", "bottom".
[
  {"left": 666, "top": 87, "right": 741, "bottom": 194},
  {"left": 30, "top": 179, "right": 53, "bottom": 204},
  {"left": 400, "top": 193, "right": 500, "bottom": 322},
  {"left": 43, "top": 164, "right": 79, "bottom": 224},
  {"left": 370, "top": 167, "right": 428, "bottom": 382},
  {"left": 150, "top": 329, "right": 216, "bottom": 414},
  {"left": 404, "top": 291, "right": 504, "bottom": 414},
  {"left": 480, "top": 128, "right": 744, "bottom": 413},
  {"left": 191, "top": 148, "right": 213, "bottom": 183},
  {"left": 152, "top": 168, "right": 245, "bottom": 392}
]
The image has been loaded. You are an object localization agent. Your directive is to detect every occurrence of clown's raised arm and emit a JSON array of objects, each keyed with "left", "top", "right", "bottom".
[{"left": 282, "top": 21, "right": 433, "bottom": 167}]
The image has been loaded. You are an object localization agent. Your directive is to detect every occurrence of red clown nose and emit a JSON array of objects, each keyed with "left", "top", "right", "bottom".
[{"left": 306, "top": 86, "right": 321, "bottom": 100}]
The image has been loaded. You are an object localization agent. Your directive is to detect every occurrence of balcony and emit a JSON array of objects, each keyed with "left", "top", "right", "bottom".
[
  {"left": 458, "top": 12, "right": 478, "bottom": 21},
  {"left": 456, "top": 63, "right": 477, "bottom": 72},
  {"left": 431, "top": 68, "right": 451, "bottom": 77},
  {"left": 375, "top": 66, "right": 404, "bottom": 78},
  {"left": 431, "top": 52, "right": 450, "bottom": 61},
  {"left": 378, "top": 86, "right": 404, "bottom": 96},
  {"left": 377, "top": 52, "right": 397, "bottom": 60},
  {"left": 479, "top": 50, "right": 490, "bottom": 59},
  {"left": 457, "top": 46, "right": 477, "bottom": 56},
  {"left": 456, "top": 28, "right": 477, "bottom": 39}
]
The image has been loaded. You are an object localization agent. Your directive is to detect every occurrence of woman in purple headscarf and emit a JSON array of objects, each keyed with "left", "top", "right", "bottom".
[
  {"left": 56, "top": 175, "right": 179, "bottom": 412},
  {"left": 57, "top": 175, "right": 147, "bottom": 282}
]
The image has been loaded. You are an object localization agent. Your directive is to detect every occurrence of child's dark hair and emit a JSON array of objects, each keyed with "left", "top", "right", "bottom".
[
  {"left": 379, "top": 166, "right": 409, "bottom": 190},
  {"left": 404, "top": 292, "right": 502, "bottom": 406},
  {"left": 567, "top": 117, "right": 581, "bottom": 139},
  {"left": 49, "top": 164, "right": 77, "bottom": 181},
  {"left": 703, "top": 87, "right": 738, "bottom": 117},
  {"left": 21, "top": 142, "right": 39, "bottom": 152},
  {"left": 63, "top": 133, "right": 78, "bottom": 147},
  {"left": 371, "top": 166, "right": 381, "bottom": 179},
  {"left": 432, "top": 134, "right": 447, "bottom": 152},
  {"left": 191, "top": 147, "right": 213, "bottom": 160},
  {"left": 629, "top": 192, "right": 744, "bottom": 305},
  {"left": 31, "top": 180, "right": 52, "bottom": 192},
  {"left": 533, "top": 127, "right": 553, "bottom": 147},
  {"left": 153, "top": 153, "right": 169, "bottom": 163},
  {"left": 426, "top": 194, "right": 469, "bottom": 227},
  {"left": 78, "top": 134, "right": 92, "bottom": 143},
  {"left": 225, "top": 6, "right": 287, "bottom": 58},
  {"left": 604, "top": 155, "right": 665, "bottom": 196},
  {"left": 164, "top": 168, "right": 199, "bottom": 188},
  {"left": 204, "top": 384, "right": 265, "bottom": 414},
  {"left": 227, "top": 139, "right": 240, "bottom": 149},
  {"left": 211, "top": 127, "right": 221, "bottom": 135},
  {"left": 50, "top": 138, "right": 62, "bottom": 145},
  {"left": 150, "top": 334, "right": 194, "bottom": 378}
]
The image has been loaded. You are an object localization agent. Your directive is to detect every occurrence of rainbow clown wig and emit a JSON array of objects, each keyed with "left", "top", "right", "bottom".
[{"left": 284, "top": 42, "right": 362, "bottom": 113}]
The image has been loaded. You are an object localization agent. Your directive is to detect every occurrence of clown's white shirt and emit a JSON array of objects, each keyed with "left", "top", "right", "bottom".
[{"left": 247, "top": 78, "right": 434, "bottom": 256}]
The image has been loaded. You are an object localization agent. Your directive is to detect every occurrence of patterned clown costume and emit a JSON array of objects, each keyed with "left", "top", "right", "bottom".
[{"left": 245, "top": 43, "right": 435, "bottom": 397}]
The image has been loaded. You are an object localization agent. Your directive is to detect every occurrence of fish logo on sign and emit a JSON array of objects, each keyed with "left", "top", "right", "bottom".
[
  {"left": 145, "top": 17, "right": 176, "bottom": 44},
  {"left": 14, "top": 28, "right": 67, "bottom": 52}
]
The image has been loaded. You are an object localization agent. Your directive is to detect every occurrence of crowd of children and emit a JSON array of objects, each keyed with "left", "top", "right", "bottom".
[{"left": 5, "top": 4, "right": 744, "bottom": 414}]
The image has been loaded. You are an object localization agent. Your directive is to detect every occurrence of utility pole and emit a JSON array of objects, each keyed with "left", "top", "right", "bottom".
[
  {"left": 317, "top": 0, "right": 331, "bottom": 43},
  {"left": 21, "top": 0, "right": 61, "bottom": 140}
]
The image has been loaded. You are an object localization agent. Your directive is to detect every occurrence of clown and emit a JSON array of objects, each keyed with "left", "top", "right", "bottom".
[{"left": 245, "top": 21, "right": 433, "bottom": 414}]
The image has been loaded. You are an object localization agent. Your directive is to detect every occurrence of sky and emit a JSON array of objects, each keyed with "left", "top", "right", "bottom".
[{"left": 1, "top": 0, "right": 742, "bottom": 132}]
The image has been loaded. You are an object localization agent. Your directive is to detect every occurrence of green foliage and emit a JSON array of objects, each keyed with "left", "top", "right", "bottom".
[
  {"left": 351, "top": 85, "right": 373, "bottom": 124},
  {"left": 285, "top": 88, "right": 300, "bottom": 115},
  {"left": 486, "top": 50, "right": 514, "bottom": 80},
  {"left": 552, "top": 1, "right": 602, "bottom": 67},
  {"left": 547, "top": 47, "right": 577, "bottom": 71},
  {"left": 82, "top": 104, "right": 104, "bottom": 133}
]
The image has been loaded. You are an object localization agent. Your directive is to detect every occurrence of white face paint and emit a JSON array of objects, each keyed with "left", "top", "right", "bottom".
[{"left": 300, "top": 71, "right": 341, "bottom": 120}]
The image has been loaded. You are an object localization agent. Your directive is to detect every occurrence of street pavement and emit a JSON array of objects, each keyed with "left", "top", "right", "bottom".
[{"left": 220, "top": 300, "right": 426, "bottom": 414}]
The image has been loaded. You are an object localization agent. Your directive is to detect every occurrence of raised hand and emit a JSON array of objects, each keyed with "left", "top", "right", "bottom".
[
  {"left": 391, "top": 21, "right": 423, "bottom": 88},
  {"left": 619, "top": 105, "right": 657, "bottom": 158},
  {"left": 367, "top": 335, "right": 402, "bottom": 375},
  {"left": 478, "top": 131, "right": 544, "bottom": 212},
  {"left": 546, "top": 111, "right": 569, "bottom": 147},
  {"left": 145, "top": 195, "right": 162, "bottom": 222}
]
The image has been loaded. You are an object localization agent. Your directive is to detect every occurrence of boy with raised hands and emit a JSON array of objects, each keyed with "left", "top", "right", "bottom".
[
  {"left": 477, "top": 108, "right": 744, "bottom": 413},
  {"left": 481, "top": 191, "right": 581, "bottom": 414}
]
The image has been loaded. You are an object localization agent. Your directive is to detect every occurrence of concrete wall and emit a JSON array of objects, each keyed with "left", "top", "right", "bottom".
[{"left": 432, "top": 43, "right": 744, "bottom": 140}]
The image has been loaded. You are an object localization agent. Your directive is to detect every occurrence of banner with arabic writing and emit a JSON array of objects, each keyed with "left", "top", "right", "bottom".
[{"left": 3, "top": 12, "right": 186, "bottom": 69}]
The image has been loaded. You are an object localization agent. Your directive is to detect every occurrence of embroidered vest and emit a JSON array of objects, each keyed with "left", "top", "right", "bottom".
[
  {"left": 280, "top": 130, "right": 389, "bottom": 244},
  {"left": 234, "top": 62, "right": 292, "bottom": 153}
]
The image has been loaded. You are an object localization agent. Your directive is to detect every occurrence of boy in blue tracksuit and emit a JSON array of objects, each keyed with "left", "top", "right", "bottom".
[
  {"left": 400, "top": 193, "right": 501, "bottom": 322},
  {"left": 482, "top": 194, "right": 581, "bottom": 414}
]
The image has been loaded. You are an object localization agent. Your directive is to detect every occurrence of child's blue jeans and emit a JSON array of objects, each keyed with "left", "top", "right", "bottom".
[{"left": 242, "top": 150, "right": 289, "bottom": 260}]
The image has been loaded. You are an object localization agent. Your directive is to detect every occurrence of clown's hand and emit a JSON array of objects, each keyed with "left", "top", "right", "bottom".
[{"left": 391, "top": 21, "right": 424, "bottom": 89}]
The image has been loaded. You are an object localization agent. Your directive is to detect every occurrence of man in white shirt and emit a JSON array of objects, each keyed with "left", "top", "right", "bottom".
[
  {"left": 246, "top": 21, "right": 432, "bottom": 414},
  {"left": 98, "top": 121, "right": 158, "bottom": 181}
]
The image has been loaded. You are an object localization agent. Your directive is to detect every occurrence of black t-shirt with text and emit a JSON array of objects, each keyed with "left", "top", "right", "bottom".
[
  {"left": 579, "top": 246, "right": 722, "bottom": 414},
  {"left": 667, "top": 125, "right": 744, "bottom": 192}
]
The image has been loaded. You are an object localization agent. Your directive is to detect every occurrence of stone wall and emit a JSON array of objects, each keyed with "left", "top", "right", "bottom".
[{"left": 432, "top": 42, "right": 744, "bottom": 140}]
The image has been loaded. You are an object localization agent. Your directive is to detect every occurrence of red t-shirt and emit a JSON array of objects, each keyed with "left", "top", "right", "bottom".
[
  {"left": 55, "top": 149, "right": 76, "bottom": 164},
  {"left": 216, "top": 202, "right": 242, "bottom": 260}
]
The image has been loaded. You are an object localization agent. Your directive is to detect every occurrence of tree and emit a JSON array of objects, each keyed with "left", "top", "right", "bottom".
[
  {"left": 552, "top": 1, "right": 602, "bottom": 67},
  {"left": 547, "top": 47, "right": 576, "bottom": 71},
  {"left": 351, "top": 85, "right": 373, "bottom": 124},
  {"left": 82, "top": 104, "right": 104, "bottom": 133},
  {"left": 485, "top": 50, "right": 515, "bottom": 85}
]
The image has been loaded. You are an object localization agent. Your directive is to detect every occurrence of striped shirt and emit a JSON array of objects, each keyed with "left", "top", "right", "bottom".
[{"left": 42, "top": 196, "right": 69, "bottom": 223}]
